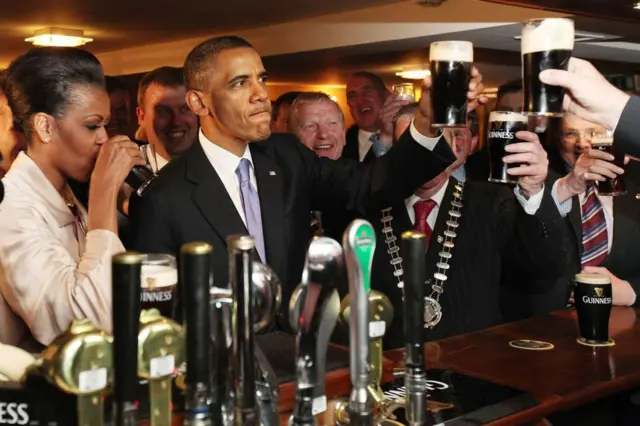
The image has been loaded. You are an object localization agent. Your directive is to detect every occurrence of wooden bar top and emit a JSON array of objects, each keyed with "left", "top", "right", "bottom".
[{"left": 385, "top": 306, "right": 640, "bottom": 424}]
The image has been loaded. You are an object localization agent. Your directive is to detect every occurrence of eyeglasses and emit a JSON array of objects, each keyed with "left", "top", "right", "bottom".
[{"left": 563, "top": 129, "right": 597, "bottom": 142}]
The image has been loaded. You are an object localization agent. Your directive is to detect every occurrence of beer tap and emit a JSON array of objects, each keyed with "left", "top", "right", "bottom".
[
  {"left": 35, "top": 318, "right": 113, "bottom": 426},
  {"left": 210, "top": 286, "right": 233, "bottom": 426},
  {"left": 343, "top": 219, "right": 376, "bottom": 426},
  {"left": 339, "top": 290, "right": 393, "bottom": 407},
  {"left": 182, "top": 242, "right": 214, "bottom": 426},
  {"left": 112, "top": 252, "right": 143, "bottom": 426},
  {"left": 401, "top": 231, "right": 428, "bottom": 426},
  {"left": 228, "top": 235, "right": 259, "bottom": 426},
  {"left": 288, "top": 236, "right": 344, "bottom": 426},
  {"left": 137, "top": 309, "right": 185, "bottom": 426}
]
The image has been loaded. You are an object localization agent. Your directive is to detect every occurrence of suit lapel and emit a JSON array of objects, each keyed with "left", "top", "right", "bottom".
[
  {"left": 250, "top": 142, "right": 286, "bottom": 276},
  {"left": 569, "top": 195, "right": 583, "bottom": 259},
  {"left": 186, "top": 141, "right": 248, "bottom": 247}
]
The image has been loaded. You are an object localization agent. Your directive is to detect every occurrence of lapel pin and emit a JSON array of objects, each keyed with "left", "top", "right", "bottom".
[
  {"left": 269, "top": 171, "right": 276, "bottom": 176},
  {"left": 437, "top": 235, "right": 443, "bottom": 244}
]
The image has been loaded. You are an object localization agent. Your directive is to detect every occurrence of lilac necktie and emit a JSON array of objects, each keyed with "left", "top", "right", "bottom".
[{"left": 235, "top": 158, "right": 267, "bottom": 262}]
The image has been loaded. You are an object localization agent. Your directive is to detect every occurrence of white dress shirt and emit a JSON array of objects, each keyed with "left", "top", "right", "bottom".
[
  {"left": 551, "top": 182, "right": 614, "bottom": 253},
  {"left": 156, "top": 152, "right": 169, "bottom": 170},
  {"left": 199, "top": 129, "right": 258, "bottom": 227},
  {"left": 0, "top": 153, "right": 125, "bottom": 349},
  {"left": 405, "top": 180, "right": 449, "bottom": 229},
  {"left": 357, "top": 129, "right": 375, "bottom": 161}
]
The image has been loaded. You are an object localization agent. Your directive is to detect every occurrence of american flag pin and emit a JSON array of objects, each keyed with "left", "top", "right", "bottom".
[{"left": 269, "top": 171, "right": 276, "bottom": 176}]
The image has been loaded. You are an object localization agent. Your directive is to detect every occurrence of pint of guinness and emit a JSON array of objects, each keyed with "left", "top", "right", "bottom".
[
  {"left": 429, "top": 41, "right": 473, "bottom": 128},
  {"left": 522, "top": 18, "right": 574, "bottom": 116},
  {"left": 590, "top": 129, "right": 626, "bottom": 196},
  {"left": 140, "top": 254, "right": 178, "bottom": 319},
  {"left": 574, "top": 273, "right": 612, "bottom": 346},
  {"left": 487, "top": 111, "right": 528, "bottom": 184}
]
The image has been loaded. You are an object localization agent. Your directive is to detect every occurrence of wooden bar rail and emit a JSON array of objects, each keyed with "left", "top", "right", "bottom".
[{"left": 162, "top": 306, "right": 640, "bottom": 425}]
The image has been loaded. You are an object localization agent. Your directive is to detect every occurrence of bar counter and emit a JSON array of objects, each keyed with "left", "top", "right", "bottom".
[{"left": 159, "top": 306, "right": 640, "bottom": 425}]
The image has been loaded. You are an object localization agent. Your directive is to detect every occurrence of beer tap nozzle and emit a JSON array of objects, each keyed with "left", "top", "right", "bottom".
[
  {"left": 289, "top": 236, "right": 344, "bottom": 426},
  {"left": 401, "top": 231, "right": 428, "bottom": 426},
  {"left": 343, "top": 220, "right": 376, "bottom": 426}
]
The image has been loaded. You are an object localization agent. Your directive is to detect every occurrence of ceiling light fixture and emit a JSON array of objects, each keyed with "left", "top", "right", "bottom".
[
  {"left": 396, "top": 69, "right": 430, "bottom": 80},
  {"left": 25, "top": 28, "right": 93, "bottom": 47},
  {"left": 634, "top": 1, "right": 640, "bottom": 10}
]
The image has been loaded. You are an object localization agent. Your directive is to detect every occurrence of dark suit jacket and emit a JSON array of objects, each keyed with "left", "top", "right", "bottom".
[
  {"left": 503, "top": 162, "right": 640, "bottom": 322},
  {"left": 363, "top": 179, "right": 567, "bottom": 349},
  {"left": 129, "top": 130, "right": 455, "bottom": 330},
  {"left": 343, "top": 125, "right": 375, "bottom": 163},
  {"left": 615, "top": 95, "right": 640, "bottom": 158}
]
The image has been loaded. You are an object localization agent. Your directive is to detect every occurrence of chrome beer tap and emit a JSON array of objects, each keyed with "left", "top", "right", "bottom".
[
  {"left": 288, "top": 236, "right": 344, "bottom": 426},
  {"left": 343, "top": 220, "right": 376, "bottom": 426}
]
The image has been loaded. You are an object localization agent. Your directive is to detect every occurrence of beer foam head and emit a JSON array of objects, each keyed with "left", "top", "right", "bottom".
[
  {"left": 522, "top": 18, "right": 574, "bottom": 54},
  {"left": 575, "top": 273, "right": 611, "bottom": 285},
  {"left": 141, "top": 265, "right": 178, "bottom": 289},
  {"left": 490, "top": 111, "right": 527, "bottom": 123},
  {"left": 429, "top": 41, "right": 473, "bottom": 63}
]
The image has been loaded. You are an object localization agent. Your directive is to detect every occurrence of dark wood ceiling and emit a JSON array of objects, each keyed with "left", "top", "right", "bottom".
[{"left": 481, "top": 0, "right": 640, "bottom": 23}]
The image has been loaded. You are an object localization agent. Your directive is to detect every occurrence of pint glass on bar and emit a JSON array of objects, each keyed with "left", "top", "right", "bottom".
[
  {"left": 521, "top": 18, "right": 574, "bottom": 116},
  {"left": 487, "top": 111, "right": 528, "bottom": 184},
  {"left": 429, "top": 41, "right": 473, "bottom": 128},
  {"left": 574, "top": 273, "right": 612, "bottom": 346},
  {"left": 589, "top": 129, "right": 626, "bottom": 196},
  {"left": 140, "top": 254, "right": 178, "bottom": 319}
]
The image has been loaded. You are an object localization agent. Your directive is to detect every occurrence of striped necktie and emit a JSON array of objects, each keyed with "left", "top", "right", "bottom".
[{"left": 581, "top": 184, "right": 608, "bottom": 267}]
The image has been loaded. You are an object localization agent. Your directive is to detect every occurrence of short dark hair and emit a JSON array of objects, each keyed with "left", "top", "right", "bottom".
[
  {"left": 272, "top": 91, "right": 303, "bottom": 121},
  {"left": 349, "top": 71, "right": 387, "bottom": 94},
  {"left": 4, "top": 47, "right": 104, "bottom": 139},
  {"left": 137, "top": 66, "right": 185, "bottom": 108},
  {"left": 184, "top": 35, "right": 254, "bottom": 91},
  {"left": 497, "top": 80, "right": 523, "bottom": 101},
  {"left": 105, "top": 75, "right": 126, "bottom": 94}
]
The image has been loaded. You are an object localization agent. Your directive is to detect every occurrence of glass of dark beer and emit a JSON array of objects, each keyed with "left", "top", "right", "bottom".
[
  {"left": 140, "top": 254, "right": 178, "bottom": 319},
  {"left": 589, "top": 129, "right": 626, "bottom": 196},
  {"left": 521, "top": 18, "right": 574, "bottom": 117},
  {"left": 429, "top": 41, "right": 474, "bottom": 128},
  {"left": 574, "top": 273, "right": 613, "bottom": 346},
  {"left": 487, "top": 111, "right": 529, "bottom": 184}
]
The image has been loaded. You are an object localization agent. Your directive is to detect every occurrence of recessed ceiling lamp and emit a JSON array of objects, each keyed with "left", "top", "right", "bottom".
[
  {"left": 395, "top": 68, "right": 430, "bottom": 80},
  {"left": 25, "top": 28, "right": 93, "bottom": 47},
  {"left": 634, "top": 1, "right": 640, "bottom": 10}
]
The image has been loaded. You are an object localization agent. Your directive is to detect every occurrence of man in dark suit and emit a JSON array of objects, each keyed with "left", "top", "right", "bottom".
[
  {"left": 129, "top": 35, "right": 487, "bottom": 329},
  {"left": 343, "top": 71, "right": 410, "bottom": 163},
  {"left": 367, "top": 111, "right": 568, "bottom": 349},
  {"left": 503, "top": 113, "right": 640, "bottom": 322}
]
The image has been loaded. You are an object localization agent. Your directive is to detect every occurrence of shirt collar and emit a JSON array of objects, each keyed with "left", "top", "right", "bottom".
[
  {"left": 405, "top": 178, "right": 450, "bottom": 212},
  {"left": 198, "top": 128, "right": 254, "bottom": 176},
  {"left": 4, "top": 152, "right": 80, "bottom": 227}
]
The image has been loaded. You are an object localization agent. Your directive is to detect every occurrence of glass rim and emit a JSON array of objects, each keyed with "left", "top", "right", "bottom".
[
  {"left": 430, "top": 40, "right": 474, "bottom": 47},
  {"left": 393, "top": 82, "right": 415, "bottom": 87},
  {"left": 140, "top": 253, "right": 176, "bottom": 266},
  {"left": 524, "top": 17, "right": 574, "bottom": 25}
]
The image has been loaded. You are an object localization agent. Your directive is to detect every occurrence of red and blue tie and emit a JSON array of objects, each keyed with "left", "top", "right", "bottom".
[{"left": 581, "top": 184, "right": 608, "bottom": 267}]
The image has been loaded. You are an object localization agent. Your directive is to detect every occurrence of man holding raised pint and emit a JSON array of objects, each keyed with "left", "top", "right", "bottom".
[
  {"left": 367, "top": 78, "right": 568, "bottom": 348},
  {"left": 129, "top": 35, "right": 487, "bottom": 330}
]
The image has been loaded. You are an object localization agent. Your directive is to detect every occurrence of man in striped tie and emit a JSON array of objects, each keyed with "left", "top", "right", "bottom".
[{"left": 552, "top": 113, "right": 639, "bottom": 307}]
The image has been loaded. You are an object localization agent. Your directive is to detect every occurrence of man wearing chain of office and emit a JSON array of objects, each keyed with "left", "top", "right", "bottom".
[{"left": 370, "top": 78, "right": 569, "bottom": 349}]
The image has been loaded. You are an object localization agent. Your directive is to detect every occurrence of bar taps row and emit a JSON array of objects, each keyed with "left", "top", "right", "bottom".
[{"left": 27, "top": 219, "right": 429, "bottom": 426}]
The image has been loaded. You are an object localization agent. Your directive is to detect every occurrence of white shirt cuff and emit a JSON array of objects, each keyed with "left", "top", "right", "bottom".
[
  {"left": 409, "top": 120, "right": 441, "bottom": 151},
  {"left": 513, "top": 185, "right": 545, "bottom": 215},
  {"left": 551, "top": 180, "right": 573, "bottom": 217}
]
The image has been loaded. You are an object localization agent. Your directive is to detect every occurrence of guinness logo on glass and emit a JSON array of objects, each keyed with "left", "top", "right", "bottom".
[{"left": 595, "top": 287, "right": 604, "bottom": 297}]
